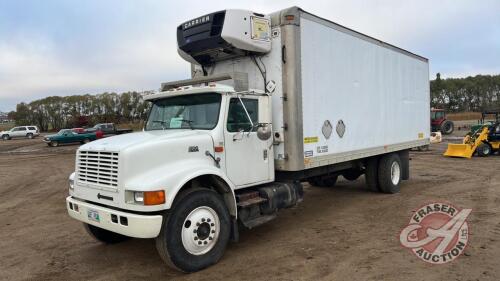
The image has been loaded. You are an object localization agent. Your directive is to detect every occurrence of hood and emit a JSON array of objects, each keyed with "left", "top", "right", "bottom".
[{"left": 80, "top": 130, "right": 212, "bottom": 152}]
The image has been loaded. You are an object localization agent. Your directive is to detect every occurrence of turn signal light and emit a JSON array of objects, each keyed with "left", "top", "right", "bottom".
[
  {"left": 214, "top": 146, "right": 224, "bottom": 152},
  {"left": 144, "top": 190, "right": 166, "bottom": 206}
]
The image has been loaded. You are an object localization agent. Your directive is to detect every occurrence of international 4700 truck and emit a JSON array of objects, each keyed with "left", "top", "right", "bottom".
[{"left": 66, "top": 7, "right": 429, "bottom": 272}]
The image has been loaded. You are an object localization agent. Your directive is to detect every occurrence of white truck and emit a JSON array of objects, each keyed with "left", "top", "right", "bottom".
[{"left": 66, "top": 7, "right": 429, "bottom": 272}]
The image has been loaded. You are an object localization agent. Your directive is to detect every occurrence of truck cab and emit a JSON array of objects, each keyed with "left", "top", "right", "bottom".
[{"left": 67, "top": 80, "right": 280, "bottom": 272}]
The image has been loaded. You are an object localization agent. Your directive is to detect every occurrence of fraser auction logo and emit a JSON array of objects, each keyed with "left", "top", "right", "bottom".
[{"left": 399, "top": 202, "right": 471, "bottom": 264}]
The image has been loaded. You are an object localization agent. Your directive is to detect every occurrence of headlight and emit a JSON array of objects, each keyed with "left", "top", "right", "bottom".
[
  {"left": 134, "top": 191, "right": 144, "bottom": 203},
  {"left": 69, "top": 172, "right": 75, "bottom": 190}
]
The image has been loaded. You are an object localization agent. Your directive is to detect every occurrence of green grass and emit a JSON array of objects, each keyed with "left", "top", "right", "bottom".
[{"left": 0, "top": 122, "right": 15, "bottom": 131}]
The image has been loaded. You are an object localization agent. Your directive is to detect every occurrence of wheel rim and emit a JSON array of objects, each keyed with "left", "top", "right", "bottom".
[
  {"left": 181, "top": 206, "right": 220, "bottom": 256},
  {"left": 390, "top": 161, "right": 401, "bottom": 185},
  {"left": 484, "top": 146, "right": 490, "bottom": 155}
]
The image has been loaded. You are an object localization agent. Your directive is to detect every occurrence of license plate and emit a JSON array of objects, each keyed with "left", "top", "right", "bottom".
[{"left": 87, "top": 209, "right": 100, "bottom": 223}]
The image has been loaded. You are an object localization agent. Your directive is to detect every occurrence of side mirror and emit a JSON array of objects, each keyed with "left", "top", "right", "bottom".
[{"left": 257, "top": 123, "right": 272, "bottom": 141}]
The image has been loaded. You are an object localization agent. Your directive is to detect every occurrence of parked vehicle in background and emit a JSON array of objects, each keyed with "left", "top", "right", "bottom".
[
  {"left": 89, "top": 123, "right": 133, "bottom": 136},
  {"left": 431, "top": 108, "right": 454, "bottom": 134},
  {"left": 43, "top": 129, "right": 98, "bottom": 147},
  {"left": 73, "top": 127, "right": 104, "bottom": 139},
  {"left": 1, "top": 126, "right": 39, "bottom": 140}
]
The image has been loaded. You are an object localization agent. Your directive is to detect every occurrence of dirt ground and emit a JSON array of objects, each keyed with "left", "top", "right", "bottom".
[{"left": 0, "top": 136, "right": 499, "bottom": 281}]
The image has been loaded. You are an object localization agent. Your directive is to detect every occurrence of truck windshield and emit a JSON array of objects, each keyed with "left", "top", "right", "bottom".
[{"left": 145, "top": 93, "right": 222, "bottom": 131}]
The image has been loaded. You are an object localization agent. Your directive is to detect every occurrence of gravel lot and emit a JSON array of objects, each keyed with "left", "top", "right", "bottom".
[{"left": 0, "top": 136, "right": 499, "bottom": 281}]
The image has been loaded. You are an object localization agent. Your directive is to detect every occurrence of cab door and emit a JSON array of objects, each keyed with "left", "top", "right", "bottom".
[{"left": 223, "top": 95, "right": 274, "bottom": 187}]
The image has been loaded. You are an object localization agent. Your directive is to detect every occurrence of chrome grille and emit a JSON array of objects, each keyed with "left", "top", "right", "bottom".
[{"left": 77, "top": 150, "right": 119, "bottom": 188}]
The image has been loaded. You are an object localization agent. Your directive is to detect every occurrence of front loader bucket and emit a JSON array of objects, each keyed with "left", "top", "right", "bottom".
[{"left": 443, "top": 143, "right": 475, "bottom": 158}]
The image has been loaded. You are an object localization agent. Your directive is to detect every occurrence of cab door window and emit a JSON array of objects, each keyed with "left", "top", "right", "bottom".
[{"left": 227, "top": 98, "right": 258, "bottom": 132}]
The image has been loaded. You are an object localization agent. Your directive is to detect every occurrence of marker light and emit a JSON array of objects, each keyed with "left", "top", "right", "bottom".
[
  {"left": 144, "top": 191, "right": 166, "bottom": 206},
  {"left": 134, "top": 191, "right": 166, "bottom": 205}
]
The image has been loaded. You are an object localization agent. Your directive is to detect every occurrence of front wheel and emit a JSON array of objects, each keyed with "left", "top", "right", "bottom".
[
  {"left": 155, "top": 189, "right": 230, "bottom": 272},
  {"left": 477, "top": 143, "right": 491, "bottom": 157},
  {"left": 50, "top": 141, "right": 59, "bottom": 147},
  {"left": 84, "top": 223, "right": 130, "bottom": 244},
  {"left": 2, "top": 134, "right": 10, "bottom": 141}
]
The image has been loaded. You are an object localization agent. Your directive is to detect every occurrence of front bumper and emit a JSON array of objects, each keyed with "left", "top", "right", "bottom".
[{"left": 66, "top": 196, "right": 163, "bottom": 238}]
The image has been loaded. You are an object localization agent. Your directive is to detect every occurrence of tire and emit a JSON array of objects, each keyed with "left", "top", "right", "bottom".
[
  {"left": 50, "top": 141, "right": 59, "bottom": 147},
  {"left": 342, "top": 169, "right": 362, "bottom": 181},
  {"left": 27, "top": 133, "right": 34, "bottom": 139},
  {"left": 365, "top": 157, "right": 380, "bottom": 192},
  {"left": 378, "top": 153, "right": 402, "bottom": 194},
  {"left": 477, "top": 143, "right": 492, "bottom": 157},
  {"left": 441, "top": 120, "right": 454, "bottom": 135},
  {"left": 2, "top": 134, "right": 10, "bottom": 141},
  {"left": 155, "top": 189, "right": 231, "bottom": 272},
  {"left": 83, "top": 223, "right": 130, "bottom": 244},
  {"left": 308, "top": 175, "right": 338, "bottom": 187},
  {"left": 83, "top": 138, "right": 90, "bottom": 144}
]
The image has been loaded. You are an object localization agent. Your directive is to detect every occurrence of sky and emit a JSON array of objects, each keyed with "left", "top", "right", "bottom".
[{"left": 0, "top": 0, "right": 499, "bottom": 112}]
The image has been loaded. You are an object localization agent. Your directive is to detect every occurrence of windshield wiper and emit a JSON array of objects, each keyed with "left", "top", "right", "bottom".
[
  {"left": 151, "top": 120, "right": 167, "bottom": 130},
  {"left": 179, "top": 119, "right": 195, "bottom": 130}
]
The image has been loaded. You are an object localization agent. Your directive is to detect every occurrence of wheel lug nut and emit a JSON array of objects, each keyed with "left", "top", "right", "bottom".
[
  {"left": 193, "top": 229, "right": 197, "bottom": 233},
  {"left": 198, "top": 241, "right": 202, "bottom": 245},
  {"left": 196, "top": 222, "right": 200, "bottom": 226},
  {"left": 202, "top": 218, "right": 206, "bottom": 222},
  {"left": 204, "top": 241, "right": 208, "bottom": 245},
  {"left": 207, "top": 218, "right": 211, "bottom": 222},
  {"left": 211, "top": 223, "right": 215, "bottom": 226},
  {"left": 194, "top": 237, "right": 198, "bottom": 240},
  {"left": 209, "top": 237, "right": 213, "bottom": 240},
  {"left": 211, "top": 230, "right": 215, "bottom": 233}
]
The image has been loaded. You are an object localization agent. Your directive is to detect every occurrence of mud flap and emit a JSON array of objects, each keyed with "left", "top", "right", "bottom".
[
  {"left": 399, "top": 150, "right": 410, "bottom": 180},
  {"left": 230, "top": 217, "right": 239, "bottom": 243}
]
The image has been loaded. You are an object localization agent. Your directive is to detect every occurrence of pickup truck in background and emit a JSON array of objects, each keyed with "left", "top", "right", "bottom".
[
  {"left": 88, "top": 123, "right": 133, "bottom": 136},
  {"left": 44, "top": 129, "right": 98, "bottom": 147}
]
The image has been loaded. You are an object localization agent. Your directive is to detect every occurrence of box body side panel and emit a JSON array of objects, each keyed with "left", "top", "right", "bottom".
[{"left": 299, "top": 15, "right": 430, "bottom": 168}]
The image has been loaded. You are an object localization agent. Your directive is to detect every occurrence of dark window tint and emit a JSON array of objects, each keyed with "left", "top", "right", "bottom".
[
  {"left": 28, "top": 127, "right": 36, "bottom": 130},
  {"left": 227, "top": 98, "right": 258, "bottom": 132}
]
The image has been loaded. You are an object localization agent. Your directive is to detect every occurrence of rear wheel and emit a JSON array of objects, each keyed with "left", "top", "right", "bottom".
[
  {"left": 155, "top": 189, "right": 230, "bottom": 272},
  {"left": 26, "top": 133, "right": 34, "bottom": 139},
  {"left": 84, "top": 223, "right": 130, "bottom": 244},
  {"left": 477, "top": 143, "right": 492, "bottom": 157},
  {"left": 83, "top": 138, "right": 90, "bottom": 144},
  {"left": 378, "top": 153, "right": 402, "bottom": 194},
  {"left": 441, "top": 120, "right": 454, "bottom": 135}
]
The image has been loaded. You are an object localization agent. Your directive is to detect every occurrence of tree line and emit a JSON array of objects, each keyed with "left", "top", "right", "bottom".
[
  {"left": 431, "top": 74, "right": 500, "bottom": 112},
  {"left": 6, "top": 74, "right": 500, "bottom": 131},
  {"left": 10, "top": 92, "right": 151, "bottom": 131}
]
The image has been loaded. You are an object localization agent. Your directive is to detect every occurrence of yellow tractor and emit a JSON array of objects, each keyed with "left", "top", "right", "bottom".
[{"left": 444, "top": 122, "right": 500, "bottom": 158}]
